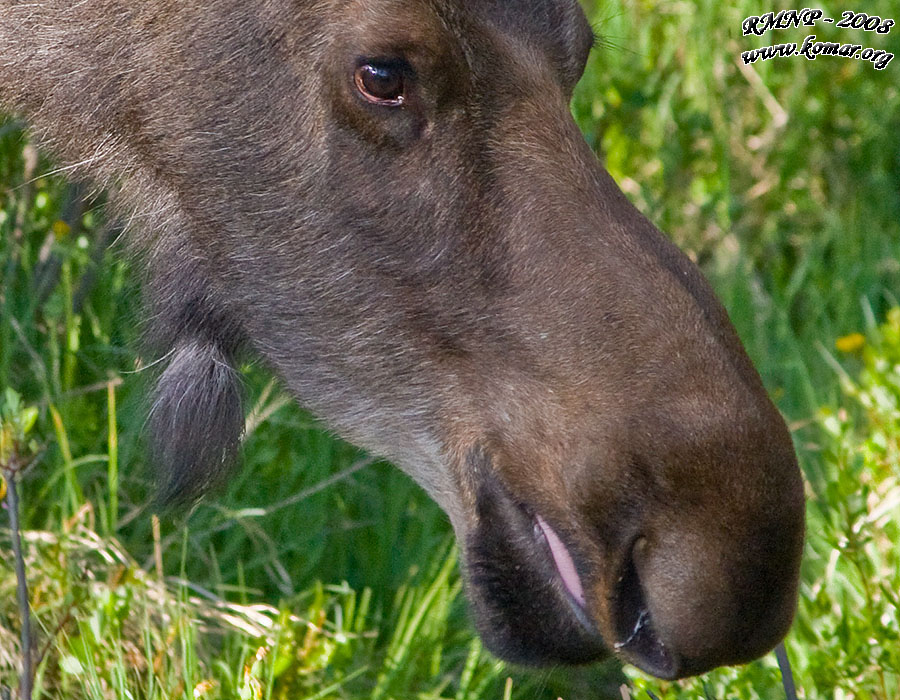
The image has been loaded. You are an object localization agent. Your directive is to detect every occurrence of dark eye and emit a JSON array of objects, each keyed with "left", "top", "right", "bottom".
[{"left": 354, "top": 61, "right": 407, "bottom": 106}]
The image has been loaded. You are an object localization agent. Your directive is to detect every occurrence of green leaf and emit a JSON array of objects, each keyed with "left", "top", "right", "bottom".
[
  {"left": 60, "top": 655, "right": 85, "bottom": 675},
  {"left": 20, "top": 406, "right": 38, "bottom": 435}
]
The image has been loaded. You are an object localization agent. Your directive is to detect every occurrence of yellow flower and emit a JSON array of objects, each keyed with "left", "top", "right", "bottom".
[
  {"left": 835, "top": 332, "right": 865, "bottom": 353},
  {"left": 51, "top": 219, "right": 71, "bottom": 240}
]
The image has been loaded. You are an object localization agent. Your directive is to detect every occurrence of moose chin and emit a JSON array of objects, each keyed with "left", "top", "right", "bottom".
[{"left": 0, "top": 0, "right": 805, "bottom": 680}]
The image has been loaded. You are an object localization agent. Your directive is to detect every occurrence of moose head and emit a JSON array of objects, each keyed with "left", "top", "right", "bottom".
[{"left": 0, "top": 0, "right": 805, "bottom": 679}]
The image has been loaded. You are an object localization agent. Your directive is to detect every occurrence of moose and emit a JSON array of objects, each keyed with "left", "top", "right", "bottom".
[{"left": 0, "top": 0, "right": 805, "bottom": 680}]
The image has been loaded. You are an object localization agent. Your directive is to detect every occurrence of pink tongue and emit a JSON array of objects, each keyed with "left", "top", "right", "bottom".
[{"left": 536, "top": 515, "right": 586, "bottom": 608}]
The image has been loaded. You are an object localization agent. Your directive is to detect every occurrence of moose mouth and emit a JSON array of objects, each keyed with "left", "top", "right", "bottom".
[
  {"left": 465, "top": 467, "right": 606, "bottom": 665},
  {"left": 533, "top": 514, "right": 678, "bottom": 678},
  {"left": 464, "top": 454, "right": 680, "bottom": 676},
  {"left": 531, "top": 514, "right": 592, "bottom": 629}
]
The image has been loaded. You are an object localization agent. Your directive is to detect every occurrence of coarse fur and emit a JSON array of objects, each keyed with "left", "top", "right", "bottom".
[{"left": 0, "top": 0, "right": 805, "bottom": 679}]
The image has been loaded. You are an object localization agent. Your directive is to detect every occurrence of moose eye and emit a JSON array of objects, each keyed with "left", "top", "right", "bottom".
[{"left": 354, "top": 61, "right": 407, "bottom": 106}]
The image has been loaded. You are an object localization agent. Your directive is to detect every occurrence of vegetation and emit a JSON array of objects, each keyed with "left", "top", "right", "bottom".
[{"left": 1, "top": 0, "right": 898, "bottom": 697}]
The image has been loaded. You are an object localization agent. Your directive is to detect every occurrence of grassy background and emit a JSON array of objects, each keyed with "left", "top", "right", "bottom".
[{"left": 1, "top": 0, "right": 899, "bottom": 697}]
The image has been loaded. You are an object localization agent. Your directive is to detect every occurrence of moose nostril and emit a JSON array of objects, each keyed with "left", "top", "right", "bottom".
[{"left": 612, "top": 538, "right": 680, "bottom": 679}]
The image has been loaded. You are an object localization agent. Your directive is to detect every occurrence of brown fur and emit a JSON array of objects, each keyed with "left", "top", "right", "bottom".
[{"left": 0, "top": 0, "right": 804, "bottom": 679}]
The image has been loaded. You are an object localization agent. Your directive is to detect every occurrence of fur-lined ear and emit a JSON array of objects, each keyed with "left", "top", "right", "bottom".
[{"left": 149, "top": 338, "right": 244, "bottom": 505}]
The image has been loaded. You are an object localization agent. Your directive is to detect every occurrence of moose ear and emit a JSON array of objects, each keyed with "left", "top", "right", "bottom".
[{"left": 149, "top": 338, "right": 244, "bottom": 506}]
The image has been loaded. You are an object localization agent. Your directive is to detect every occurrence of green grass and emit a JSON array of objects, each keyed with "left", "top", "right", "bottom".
[{"left": 2, "top": 1, "right": 900, "bottom": 698}]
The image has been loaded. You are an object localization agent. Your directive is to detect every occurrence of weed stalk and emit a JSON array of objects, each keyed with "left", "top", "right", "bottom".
[{"left": 4, "top": 466, "right": 32, "bottom": 700}]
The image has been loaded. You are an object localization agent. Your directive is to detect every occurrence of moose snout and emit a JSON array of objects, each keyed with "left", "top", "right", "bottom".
[
  {"left": 610, "top": 501, "right": 804, "bottom": 679},
  {"left": 458, "top": 385, "right": 805, "bottom": 679}
]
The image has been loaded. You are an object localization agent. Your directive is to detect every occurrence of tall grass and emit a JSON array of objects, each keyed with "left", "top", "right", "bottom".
[{"left": 1, "top": 1, "right": 899, "bottom": 698}]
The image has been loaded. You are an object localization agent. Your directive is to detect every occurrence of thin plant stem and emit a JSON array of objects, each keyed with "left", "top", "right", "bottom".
[
  {"left": 106, "top": 381, "right": 118, "bottom": 534},
  {"left": 5, "top": 469, "right": 33, "bottom": 700},
  {"left": 776, "top": 643, "right": 797, "bottom": 700}
]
